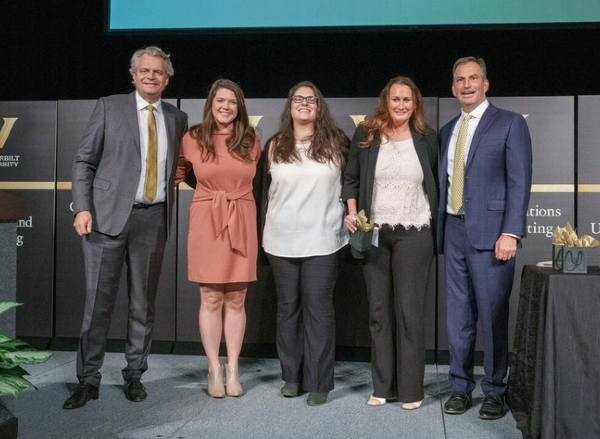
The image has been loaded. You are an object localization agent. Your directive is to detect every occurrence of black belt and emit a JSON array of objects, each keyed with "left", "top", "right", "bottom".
[
  {"left": 132, "top": 202, "right": 164, "bottom": 209},
  {"left": 447, "top": 213, "right": 465, "bottom": 221}
]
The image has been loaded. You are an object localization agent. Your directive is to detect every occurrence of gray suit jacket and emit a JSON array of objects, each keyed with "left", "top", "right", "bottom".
[{"left": 72, "top": 92, "right": 188, "bottom": 236}]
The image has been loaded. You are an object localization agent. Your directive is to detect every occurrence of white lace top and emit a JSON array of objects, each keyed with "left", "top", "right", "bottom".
[
  {"left": 371, "top": 138, "right": 431, "bottom": 229},
  {"left": 263, "top": 144, "right": 349, "bottom": 257}
]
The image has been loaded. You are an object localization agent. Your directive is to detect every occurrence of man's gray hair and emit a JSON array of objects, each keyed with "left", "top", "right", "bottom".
[
  {"left": 129, "top": 46, "right": 174, "bottom": 77},
  {"left": 452, "top": 56, "right": 487, "bottom": 81}
]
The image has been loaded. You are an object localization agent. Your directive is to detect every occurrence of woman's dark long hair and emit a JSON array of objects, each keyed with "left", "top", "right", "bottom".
[
  {"left": 360, "top": 76, "right": 432, "bottom": 148},
  {"left": 271, "top": 81, "right": 348, "bottom": 168},
  {"left": 189, "top": 79, "right": 256, "bottom": 162}
]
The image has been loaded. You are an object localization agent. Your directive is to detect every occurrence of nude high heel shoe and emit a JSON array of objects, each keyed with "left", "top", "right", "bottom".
[
  {"left": 207, "top": 365, "right": 226, "bottom": 398},
  {"left": 402, "top": 399, "right": 423, "bottom": 410},
  {"left": 367, "top": 395, "right": 387, "bottom": 406},
  {"left": 225, "top": 364, "right": 243, "bottom": 397}
]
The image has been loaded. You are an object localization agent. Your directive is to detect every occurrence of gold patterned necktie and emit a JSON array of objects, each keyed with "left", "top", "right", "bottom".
[
  {"left": 450, "top": 114, "right": 472, "bottom": 213},
  {"left": 144, "top": 105, "right": 158, "bottom": 203}
]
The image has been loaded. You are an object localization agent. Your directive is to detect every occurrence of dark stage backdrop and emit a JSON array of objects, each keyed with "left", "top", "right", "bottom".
[
  {"left": 2, "top": 2, "right": 600, "bottom": 102},
  {"left": 2, "top": 94, "right": 598, "bottom": 361},
  {"left": 578, "top": 96, "right": 600, "bottom": 267},
  {"left": 0, "top": 101, "right": 56, "bottom": 338},
  {"left": 2, "top": 0, "right": 600, "bottom": 358}
]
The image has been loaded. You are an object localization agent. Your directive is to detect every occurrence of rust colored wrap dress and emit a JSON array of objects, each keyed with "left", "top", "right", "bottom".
[{"left": 176, "top": 131, "right": 261, "bottom": 283}]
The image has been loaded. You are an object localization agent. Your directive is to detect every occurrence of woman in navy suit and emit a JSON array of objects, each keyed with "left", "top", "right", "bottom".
[{"left": 342, "top": 76, "right": 437, "bottom": 410}]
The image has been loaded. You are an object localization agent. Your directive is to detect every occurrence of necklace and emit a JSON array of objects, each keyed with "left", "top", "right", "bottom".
[{"left": 294, "top": 134, "right": 313, "bottom": 145}]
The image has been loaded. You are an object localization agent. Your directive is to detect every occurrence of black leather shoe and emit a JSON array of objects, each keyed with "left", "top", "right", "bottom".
[
  {"left": 124, "top": 378, "right": 147, "bottom": 402},
  {"left": 443, "top": 392, "right": 472, "bottom": 414},
  {"left": 63, "top": 383, "right": 99, "bottom": 409},
  {"left": 281, "top": 382, "right": 299, "bottom": 398},
  {"left": 306, "top": 392, "right": 328, "bottom": 406},
  {"left": 479, "top": 395, "right": 507, "bottom": 420}
]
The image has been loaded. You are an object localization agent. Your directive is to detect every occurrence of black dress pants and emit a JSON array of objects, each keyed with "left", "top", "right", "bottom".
[
  {"left": 362, "top": 225, "right": 434, "bottom": 402},
  {"left": 267, "top": 251, "right": 339, "bottom": 393}
]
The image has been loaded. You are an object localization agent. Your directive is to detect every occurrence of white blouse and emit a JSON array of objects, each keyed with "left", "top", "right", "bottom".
[
  {"left": 263, "top": 144, "right": 349, "bottom": 257},
  {"left": 371, "top": 138, "right": 431, "bottom": 229}
]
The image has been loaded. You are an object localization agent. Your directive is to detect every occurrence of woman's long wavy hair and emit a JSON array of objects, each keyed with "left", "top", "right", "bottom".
[
  {"left": 271, "top": 81, "right": 348, "bottom": 168},
  {"left": 360, "top": 76, "right": 432, "bottom": 148},
  {"left": 189, "top": 79, "right": 255, "bottom": 162}
]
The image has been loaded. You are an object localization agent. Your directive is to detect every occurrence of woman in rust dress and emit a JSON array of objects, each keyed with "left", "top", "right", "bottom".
[{"left": 176, "top": 79, "right": 261, "bottom": 398}]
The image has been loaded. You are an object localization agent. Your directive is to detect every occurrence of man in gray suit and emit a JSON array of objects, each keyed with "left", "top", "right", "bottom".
[{"left": 63, "top": 46, "right": 188, "bottom": 409}]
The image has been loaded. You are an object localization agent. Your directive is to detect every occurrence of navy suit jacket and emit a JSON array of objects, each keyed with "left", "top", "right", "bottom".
[{"left": 437, "top": 102, "right": 532, "bottom": 253}]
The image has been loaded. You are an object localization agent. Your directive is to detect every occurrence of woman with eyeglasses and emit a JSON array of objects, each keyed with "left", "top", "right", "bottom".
[
  {"left": 342, "top": 76, "right": 438, "bottom": 410},
  {"left": 257, "top": 81, "right": 349, "bottom": 406}
]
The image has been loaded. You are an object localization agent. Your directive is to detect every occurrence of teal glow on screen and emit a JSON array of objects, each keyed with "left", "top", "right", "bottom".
[{"left": 109, "top": 0, "right": 600, "bottom": 30}]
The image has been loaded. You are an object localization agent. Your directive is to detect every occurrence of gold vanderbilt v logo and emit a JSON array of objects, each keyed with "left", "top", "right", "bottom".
[
  {"left": 350, "top": 115, "right": 366, "bottom": 126},
  {"left": 0, "top": 118, "right": 18, "bottom": 149},
  {"left": 248, "top": 115, "right": 263, "bottom": 128}
]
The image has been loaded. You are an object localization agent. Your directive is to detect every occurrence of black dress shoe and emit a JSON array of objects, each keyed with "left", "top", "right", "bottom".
[
  {"left": 443, "top": 392, "right": 472, "bottom": 414},
  {"left": 125, "top": 378, "right": 147, "bottom": 402},
  {"left": 479, "top": 395, "right": 507, "bottom": 420},
  {"left": 63, "top": 383, "right": 99, "bottom": 409},
  {"left": 281, "top": 382, "right": 299, "bottom": 397},
  {"left": 306, "top": 392, "right": 328, "bottom": 406}
]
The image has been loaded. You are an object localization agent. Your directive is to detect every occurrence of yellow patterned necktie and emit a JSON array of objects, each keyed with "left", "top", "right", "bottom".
[
  {"left": 144, "top": 105, "right": 158, "bottom": 203},
  {"left": 450, "top": 114, "right": 472, "bottom": 213}
]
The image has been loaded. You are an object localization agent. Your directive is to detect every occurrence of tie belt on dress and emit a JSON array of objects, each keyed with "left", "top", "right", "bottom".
[{"left": 194, "top": 183, "right": 254, "bottom": 257}]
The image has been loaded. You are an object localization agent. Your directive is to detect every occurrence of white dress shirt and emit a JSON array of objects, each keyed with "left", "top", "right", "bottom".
[{"left": 446, "top": 99, "right": 489, "bottom": 215}]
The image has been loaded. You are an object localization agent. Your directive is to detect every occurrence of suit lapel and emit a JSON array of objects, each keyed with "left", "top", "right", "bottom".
[
  {"left": 466, "top": 104, "right": 498, "bottom": 167},
  {"left": 125, "top": 92, "right": 141, "bottom": 154},
  {"left": 412, "top": 131, "right": 429, "bottom": 174},
  {"left": 163, "top": 103, "right": 176, "bottom": 179},
  {"left": 440, "top": 116, "right": 460, "bottom": 186},
  {"left": 366, "top": 132, "right": 381, "bottom": 205}
]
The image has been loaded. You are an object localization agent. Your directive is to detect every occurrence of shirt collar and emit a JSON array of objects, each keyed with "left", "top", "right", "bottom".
[
  {"left": 461, "top": 99, "right": 489, "bottom": 120},
  {"left": 135, "top": 91, "right": 162, "bottom": 113}
]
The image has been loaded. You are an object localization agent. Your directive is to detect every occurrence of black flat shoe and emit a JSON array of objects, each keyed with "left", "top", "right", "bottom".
[
  {"left": 306, "top": 392, "right": 328, "bottom": 406},
  {"left": 124, "top": 378, "right": 147, "bottom": 402},
  {"left": 443, "top": 392, "right": 472, "bottom": 414},
  {"left": 479, "top": 395, "right": 507, "bottom": 420},
  {"left": 281, "top": 382, "right": 299, "bottom": 398},
  {"left": 63, "top": 383, "right": 99, "bottom": 409}
]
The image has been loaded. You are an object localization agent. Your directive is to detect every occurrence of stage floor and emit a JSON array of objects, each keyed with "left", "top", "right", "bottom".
[{"left": 5, "top": 352, "right": 521, "bottom": 439}]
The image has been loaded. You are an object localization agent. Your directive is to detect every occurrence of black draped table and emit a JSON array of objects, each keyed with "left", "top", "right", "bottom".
[{"left": 508, "top": 265, "right": 600, "bottom": 439}]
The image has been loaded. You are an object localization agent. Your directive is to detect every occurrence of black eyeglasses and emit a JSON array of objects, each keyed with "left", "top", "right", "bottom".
[{"left": 291, "top": 95, "right": 318, "bottom": 104}]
